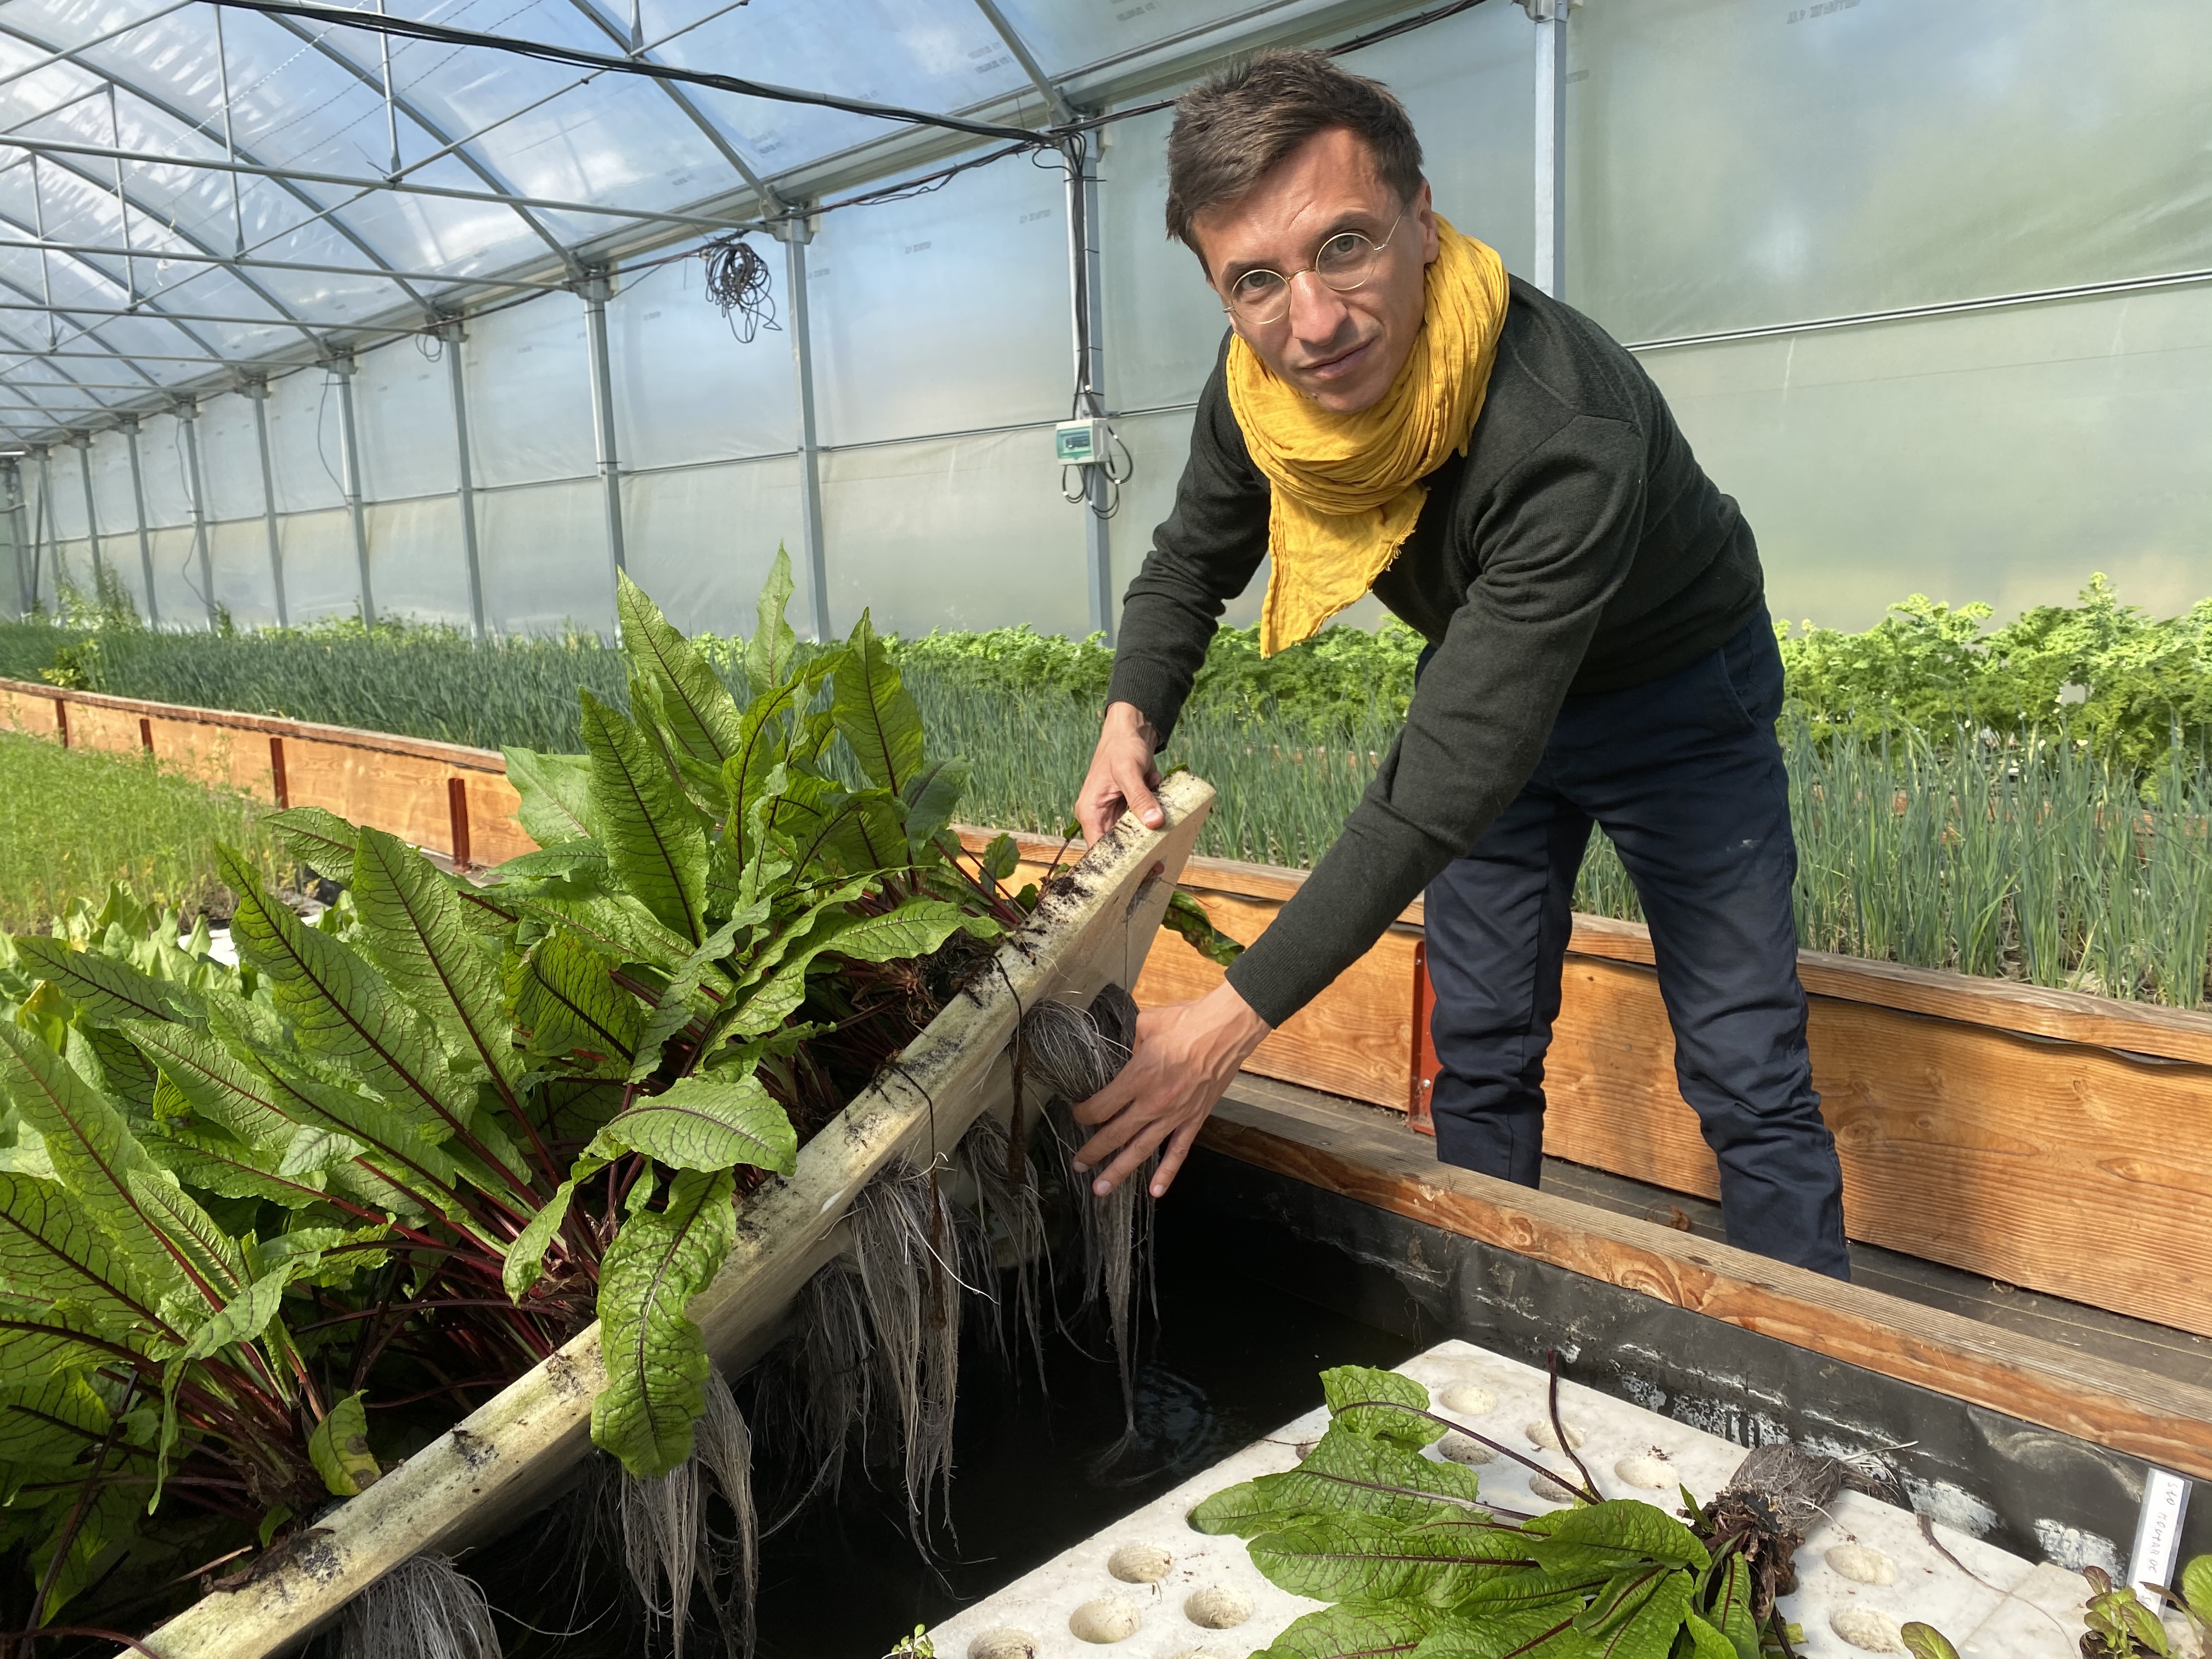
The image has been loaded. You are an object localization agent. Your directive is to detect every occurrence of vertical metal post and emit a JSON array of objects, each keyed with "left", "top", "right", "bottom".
[
  {"left": 579, "top": 272, "right": 625, "bottom": 606},
  {"left": 1527, "top": 0, "right": 1570, "bottom": 297},
  {"left": 1065, "top": 132, "right": 1114, "bottom": 641},
  {"left": 246, "top": 376, "right": 286, "bottom": 627},
  {"left": 122, "top": 415, "right": 159, "bottom": 626},
  {"left": 439, "top": 319, "right": 486, "bottom": 641},
  {"left": 776, "top": 217, "right": 832, "bottom": 642},
  {"left": 331, "top": 354, "right": 375, "bottom": 624},
  {"left": 376, "top": 0, "right": 402, "bottom": 179},
  {"left": 178, "top": 398, "right": 216, "bottom": 628},
  {"left": 32, "top": 446, "right": 54, "bottom": 607},
  {"left": 5, "top": 460, "right": 26, "bottom": 618},
  {"left": 70, "top": 432, "right": 101, "bottom": 595}
]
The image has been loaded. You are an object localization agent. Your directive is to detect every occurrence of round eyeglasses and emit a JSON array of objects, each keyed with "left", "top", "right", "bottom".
[{"left": 1221, "top": 212, "right": 1406, "bottom": 326}]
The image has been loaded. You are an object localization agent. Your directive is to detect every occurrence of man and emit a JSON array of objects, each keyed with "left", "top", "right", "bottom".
[{"left": 1067, "top": 49, "right": 1850, "bottom": 1279}]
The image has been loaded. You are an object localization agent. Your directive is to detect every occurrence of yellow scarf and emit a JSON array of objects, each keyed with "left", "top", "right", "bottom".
[{"left": 1227, "top": 218, "right": 1510, "bottom": 656}]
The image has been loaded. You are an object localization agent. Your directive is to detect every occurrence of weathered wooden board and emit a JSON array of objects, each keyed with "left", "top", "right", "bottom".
[
  {"left": 1543, "top": 954, "right": 2212, "bottom": 1339},
  {"left": 1202, "top": 1079, "right": 2212, "bottom": 1481}
]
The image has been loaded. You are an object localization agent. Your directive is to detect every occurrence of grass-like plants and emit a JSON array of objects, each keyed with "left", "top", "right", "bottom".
[
  {"left": 0, "top": 733, "right": 285, "bottom": 936},
  {"left": 7, "top": 575, "right": 2208, "bottom": 1006},
  {"left": 0, "top": 560, "right": 1041, "bottom": 1642}
]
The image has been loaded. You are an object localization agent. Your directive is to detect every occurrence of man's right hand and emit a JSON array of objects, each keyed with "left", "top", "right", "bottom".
[{"left": 1076, "top": 701, "right": 1165, "bottom": 844}]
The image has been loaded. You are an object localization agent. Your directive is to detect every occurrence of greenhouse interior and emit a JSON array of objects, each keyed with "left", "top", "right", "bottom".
[{"left": 0, "top": 0, "right": 2208, "bottom": 1655}]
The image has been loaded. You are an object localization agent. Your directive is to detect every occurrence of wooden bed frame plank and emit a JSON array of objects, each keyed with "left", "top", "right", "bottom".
[{"left": 1201, "top": 1078, "right": 2212, "bottom": 1481}]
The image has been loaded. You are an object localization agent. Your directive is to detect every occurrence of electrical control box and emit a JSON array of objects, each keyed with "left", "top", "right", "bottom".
[{"left": 1054, "top": 417, "right": 1110, "bottom": 466}]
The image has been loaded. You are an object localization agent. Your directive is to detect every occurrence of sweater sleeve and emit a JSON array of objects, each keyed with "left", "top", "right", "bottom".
[
  {"left": 1225, "top": 414, "right": 1648, "bottom": 1029},
  {"left": 1104, "top": 352, "right": 1271, "bottom": 744}
]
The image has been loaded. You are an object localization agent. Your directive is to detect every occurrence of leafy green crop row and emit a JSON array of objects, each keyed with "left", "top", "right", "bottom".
[
  {"left": 7, "top": 577, "right": 2207, "bottom": 1004},
  {"left": 0, "top": 733, "right": 285, "bottom": 934}
]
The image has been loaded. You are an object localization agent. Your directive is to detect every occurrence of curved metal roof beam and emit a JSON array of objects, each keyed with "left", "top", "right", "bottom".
[
  {"left": 0, "top": 303, "right": 137, "bottom": 405},
  {"left": 0, "top": 206, "right": 248, "bottom": 366},
  {"left": 6, "top": 143, "right": 338, "bottom": 339},
  {"left": 252, "top": 9, "right": 584, "bottom": 278},
  {"left": 0, "top": 14, "right": 436, "bottom": 313},
  {"left": 970, "top": 0, "right": 1074, "bottom": 123},
  {"left": 0, "top": 266, "right": 174, "bottom": 408},
  {"left": 556, "top": 0, "right": 783, "bottom": 212}
]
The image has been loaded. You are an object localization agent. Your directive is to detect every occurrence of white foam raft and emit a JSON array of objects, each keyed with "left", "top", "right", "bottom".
[{"left": 927, "top": 1339, "right": 2095, "bottom": 1659}]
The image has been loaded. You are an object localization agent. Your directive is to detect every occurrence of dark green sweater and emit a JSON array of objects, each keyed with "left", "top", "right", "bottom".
[{"left": 1108, "top": 277, "right": 1765, "bottom": 1028}]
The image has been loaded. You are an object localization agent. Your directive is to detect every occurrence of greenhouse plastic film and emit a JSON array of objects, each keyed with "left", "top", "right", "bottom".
[
  {"left": 822, "top": 427, "right": 1086, "bottom": 637},
  {"left": 810, "top": 158, "right": 1074, "bottom": 448},
  {"left": 1646, "top": 282, "right": 2212, "bottom": 629},
  {"left": 622, "top": 456, "right": 805, "bottom": 637}
]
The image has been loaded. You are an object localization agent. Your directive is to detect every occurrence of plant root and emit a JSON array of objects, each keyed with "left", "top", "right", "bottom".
[
  {"left": 617, "top": 1366, "right": 758, "bottom": 1657},
  {"left": 334, "top": 1553, "right": 500, "bottom": 1659},
  {"left": 1702, "top": 1443, "right": 1906, "bottom": 1623},
  {"left": 1025, "top": 985, "right": 1156, "bottom": 1466}
]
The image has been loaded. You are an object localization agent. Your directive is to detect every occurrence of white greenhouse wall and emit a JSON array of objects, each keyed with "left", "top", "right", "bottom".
[{"left": 10, "top": 0, "right": 2209, "bottom": 641}]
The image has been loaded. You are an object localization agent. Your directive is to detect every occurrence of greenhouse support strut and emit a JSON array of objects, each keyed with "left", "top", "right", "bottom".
[
  {"left": 778, "top": 216, "right": 832, "bottom": 643},
  {"left": 68, "top": 431, "right": 99, "bottom": 595},
  {"left": 440, "top": 320, "right": 487, "bottom": 642},
  {"left": 332, "top": 355, "right": 374, "bottom": 625},
  {"left": 245, "top": 377, "right": 286, "bottom": 628},
  {"left": 180, "top": 397, "right": 216, "bottom": 629},
  {"left": 121, "top": 414, "right": 157, "bottom": 627},
  {"left": 580, "top": 273, "right": 625, "bottom": 588}
]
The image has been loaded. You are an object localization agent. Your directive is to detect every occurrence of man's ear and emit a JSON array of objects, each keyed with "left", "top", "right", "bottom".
[{"left": 1415, "top": 179, "right": 1441, "bottom": 263}]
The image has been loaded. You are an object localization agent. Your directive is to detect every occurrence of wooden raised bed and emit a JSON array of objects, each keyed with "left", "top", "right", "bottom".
[
  {"left": 975, "top": 827, "right": 2212, "bottom": 1342},
  {"left": 138, "top": 774, "right": 1215, "bottom": 1659},
  {"left": 0, "top": 678, "right": 531, "bottom": 869},
  {"left": 14, "top": 677, "right": 2211, "bottom": 1339},
  {"left": 1199, "top": 1079, "right": 2212, "bottom": 1482}
]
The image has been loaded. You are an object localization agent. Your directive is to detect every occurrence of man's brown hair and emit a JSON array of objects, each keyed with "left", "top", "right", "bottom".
[{"left": 1164, "top": 48, "right": 1423, "bottom": 269}]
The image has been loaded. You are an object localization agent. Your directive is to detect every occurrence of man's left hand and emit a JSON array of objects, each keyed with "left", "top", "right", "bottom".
[{"left": 1070, "top": 981, "right": 1271, "bottom": 1199}]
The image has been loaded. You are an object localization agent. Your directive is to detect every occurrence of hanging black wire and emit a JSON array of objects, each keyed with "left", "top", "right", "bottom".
[
  {"left": 203, "top": 0, "right": 1041, "bottom": 146},
  {"left": 699, "top": 233, "right": 778, "bottom": 341}
]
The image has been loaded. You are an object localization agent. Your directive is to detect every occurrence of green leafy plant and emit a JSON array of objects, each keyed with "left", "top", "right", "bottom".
[
  {"left": 0, "top": 559, "right": 1030, "bottom": 1634},
  {"left": 2080, "top": 1555, "right": 2212, "bottom": 1657},
  {"left": 1189, "top": 1364, "right": 1806, "bottom": 1658}
]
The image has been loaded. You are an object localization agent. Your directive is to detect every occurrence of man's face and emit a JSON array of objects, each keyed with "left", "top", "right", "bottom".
[{"left": 1190, "top": 127, "right": 1439, "bottom": 415}]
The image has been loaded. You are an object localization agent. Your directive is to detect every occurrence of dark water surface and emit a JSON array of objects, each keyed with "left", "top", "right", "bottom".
[{"left": 476, "top": 1200, "right": 1413, "bottom": 1658}]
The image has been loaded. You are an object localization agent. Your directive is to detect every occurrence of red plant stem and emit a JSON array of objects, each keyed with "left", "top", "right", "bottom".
[
  {"left": 30, "top": 1379, "right": 138, "bottom": 1621},
  {"left": 1334, "top": 1400, "right": 1589, "bottom": 1500}
]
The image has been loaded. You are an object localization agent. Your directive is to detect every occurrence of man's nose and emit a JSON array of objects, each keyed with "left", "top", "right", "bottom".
[{"left": 1286, "top": 269, "right": 1354, "bottom": 344}]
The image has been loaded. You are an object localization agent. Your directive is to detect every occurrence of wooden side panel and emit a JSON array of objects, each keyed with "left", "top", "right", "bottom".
[
  {"left": 1543, "top": 957, "right": 1718, "bottom": 1199},
  {"left": 467, "top": 770, "right": 536, "bottom": 865},
  {"left": 143, "top": 715, "right": 269, "bottom": 797},
  {"left": 1135, "top": 887, "right": 1417, "bottom": 1111},
  {"left": 1541, "top": 955, "right": 2212, "bottom": 1339},
  {"left": 0, "top": 684, "right": 61, "bottom": 738},
  {"left": 65, "top": 701, "right": 144, "bottom": 756},
  {"left": 1204, "top": 1082, "right": 2212, "bottom": 1481},
  {"left": 281, "top": 738, "right": 459, "bottom": 859}
]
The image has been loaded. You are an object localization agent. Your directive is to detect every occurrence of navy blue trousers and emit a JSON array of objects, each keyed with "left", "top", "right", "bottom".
[{"left": 1420, "top": 612, "right": 1850, "bottom": 1278}]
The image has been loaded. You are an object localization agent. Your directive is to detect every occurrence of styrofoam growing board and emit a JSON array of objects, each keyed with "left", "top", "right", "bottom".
[{"left": 926, "top": 1338, "right": 2091, "bottom": 1659}]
